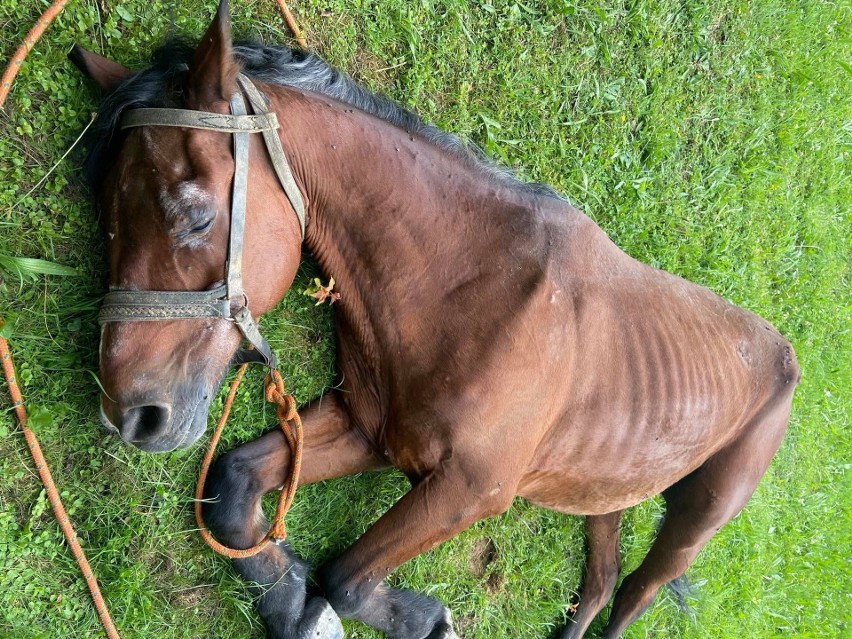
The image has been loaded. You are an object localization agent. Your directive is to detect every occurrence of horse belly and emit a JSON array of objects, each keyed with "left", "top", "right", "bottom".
[
  {"left": 518, "top": 275, "right": 781, "bottom": 515},
  {"left": 518, "top": 412, "right": 727, "bottom": 515}
]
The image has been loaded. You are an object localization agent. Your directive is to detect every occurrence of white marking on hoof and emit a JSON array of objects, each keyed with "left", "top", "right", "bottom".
[
  {"left": 441, "top": 608, "right": 460, "bottom": 639},
  {"left": 309, "top": 600, "right": 343, "bottom": 639}
]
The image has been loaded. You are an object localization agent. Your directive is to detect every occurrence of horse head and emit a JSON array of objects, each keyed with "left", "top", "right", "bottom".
[{"left": 72, "top": 0, "right": 303, "bottom": 451}]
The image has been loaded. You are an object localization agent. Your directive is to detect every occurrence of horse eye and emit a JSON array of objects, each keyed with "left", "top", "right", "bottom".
[
  {"left": 189, "top": 218, "right": 214, "bottom": 235},
  {"left": 173, "top": 215, "right": 214, "bottom": 243}
]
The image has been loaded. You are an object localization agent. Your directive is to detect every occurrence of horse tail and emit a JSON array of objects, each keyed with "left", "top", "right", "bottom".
[
  {"left": 667, "top": 573, "right": 698, "bottom": 617},
  {"left": 654, "top": 514, "right": 699, "bottom": 617}
]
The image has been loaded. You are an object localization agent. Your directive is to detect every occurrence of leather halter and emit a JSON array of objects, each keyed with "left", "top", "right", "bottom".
[{"left": 98, "top": 75, "right": 305, "bottom": 369}]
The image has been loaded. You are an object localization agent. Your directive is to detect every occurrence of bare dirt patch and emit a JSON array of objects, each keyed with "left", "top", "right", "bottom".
[
  {"left": 468, "top": 536, "right": 497, "bottom": 578},
  {"left": 484, "top": 571, "right": 505, "bottom": 596}
]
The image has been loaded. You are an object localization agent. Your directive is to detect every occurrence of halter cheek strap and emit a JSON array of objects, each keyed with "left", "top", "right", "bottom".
[{"left": 98, "top": 74, "right": 306, "bottom": 370}]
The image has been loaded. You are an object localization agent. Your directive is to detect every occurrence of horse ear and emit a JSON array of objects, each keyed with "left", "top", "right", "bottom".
[
  {"left": 188, "top": 0, "right": 240, "bottom": 104},
  {"left": 68, "top": 45, "right": 133, "bottom": 94}
]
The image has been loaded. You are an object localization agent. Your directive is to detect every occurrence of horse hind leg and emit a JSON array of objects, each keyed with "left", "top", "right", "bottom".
[
  {"left": 561, "top": 510, "right": 624, "bottom": 639},
  {"left": 602, "top": 391, "right": 793, "bottom": 638}
]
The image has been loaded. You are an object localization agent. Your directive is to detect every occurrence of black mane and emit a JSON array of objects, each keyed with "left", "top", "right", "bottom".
[{"left": 82, "top": 39, "right": 561, "bottom": 198}]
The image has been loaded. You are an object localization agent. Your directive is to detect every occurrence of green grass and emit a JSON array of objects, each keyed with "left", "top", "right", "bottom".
[{"left": 0, "top": 1, "right": 849, "bottom": 638}]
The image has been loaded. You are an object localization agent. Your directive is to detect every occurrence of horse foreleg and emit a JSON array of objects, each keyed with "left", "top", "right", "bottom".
[
  {"left": 318, "top": 459, "right": 515, "bottom": 639},
  {"left": 202, "top": 390, "right": 386, "bottom": 639}
]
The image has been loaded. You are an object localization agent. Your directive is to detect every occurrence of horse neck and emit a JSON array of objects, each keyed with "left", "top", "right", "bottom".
[
  {"left": 274, "top": 89, "right": 539, "bottom": 278},
  {"left": 270, "top": 86, "right": 539, "bottom": 359}
]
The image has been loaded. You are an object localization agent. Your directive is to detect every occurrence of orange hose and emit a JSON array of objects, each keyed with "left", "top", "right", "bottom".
[{"left": 0, "top": 326, "right": 122, "bottom": 639}]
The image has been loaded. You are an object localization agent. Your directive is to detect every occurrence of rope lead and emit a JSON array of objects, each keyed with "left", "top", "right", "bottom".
[
  {"left": 194, "top": 364, "right": 304, "bottom": 559},
  {"left": 0, "top": 326, "right": 122, "bottom": 639},
  {"left": 0, "top": 1, "right": 307, "bottom": 634}
]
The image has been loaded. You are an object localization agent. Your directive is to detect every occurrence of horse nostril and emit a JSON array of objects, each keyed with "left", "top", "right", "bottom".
[{"left": 119, "top": 404, "right": 171, "bottom": 443}]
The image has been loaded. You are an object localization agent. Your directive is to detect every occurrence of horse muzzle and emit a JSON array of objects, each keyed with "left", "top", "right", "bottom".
[{"left": 100, "top": 391, "right": 210, "bottom": 453}]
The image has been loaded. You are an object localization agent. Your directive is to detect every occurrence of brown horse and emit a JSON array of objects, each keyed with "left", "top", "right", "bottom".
[{"left": 71, "top": 3, "right": 799, "bottom": 638}]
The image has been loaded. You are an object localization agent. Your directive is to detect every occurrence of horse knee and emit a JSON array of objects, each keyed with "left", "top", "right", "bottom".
[
  {"left": 317, "top": 561, "right": 379, "bottom": 618},
  {"left": 585, "top": 560, "right": 620, "bottom": 607}
]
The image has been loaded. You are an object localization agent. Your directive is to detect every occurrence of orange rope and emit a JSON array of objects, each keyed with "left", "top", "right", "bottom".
[
  {"left": 274, "top": 0, "right": 308, "bottom": 48},
  {"left": 194, "top": 366, "right": 304, "bottom": 558},
  {"left": 0, "top": 1, "right": 308, "bottom": 634},
  {"left": 0, "top": 325, "right": 121, "bottom": 639},
  {"left": 0, "top": 0, "right": 69, "bottom": 109},
  {"left": 0, "top": 0, "right": 307, "bottom": 110}
]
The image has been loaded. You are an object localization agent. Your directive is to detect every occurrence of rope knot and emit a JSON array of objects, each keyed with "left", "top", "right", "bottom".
[
  {"left": 269, "top": 519, "right": 287, "bottom": 542},
  {"left": 265, "top": 369, "right": 298, "bottom": 421},
  {"left": 195, "top": 363, "right": 304, "bottom": 559}
]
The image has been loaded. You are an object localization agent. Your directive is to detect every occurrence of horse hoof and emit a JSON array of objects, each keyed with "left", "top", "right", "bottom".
[
  {"left": 300, "top": 598, "right": 344, "bottom": 639},
  {"left": 442, "top": 608, "right": 460, "bottom": 639},
  {"left": 425, "top": 608, "right": 460, "bottom": 639},
  {"left": 427, "top": 624, "right": 459, "bottom": 639}
]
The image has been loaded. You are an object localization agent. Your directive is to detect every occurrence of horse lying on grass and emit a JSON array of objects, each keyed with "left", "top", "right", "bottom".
[{"left": 71, "top": 2, "right": 799, "bottom": 637}]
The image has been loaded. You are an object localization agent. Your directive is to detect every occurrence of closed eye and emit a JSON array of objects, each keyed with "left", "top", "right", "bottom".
[
  {"left": 174, "top": 216, "right": 215, "bottom": 242},
  {"left": 189, "top": 218, "right": 214, "bottom": 235}
]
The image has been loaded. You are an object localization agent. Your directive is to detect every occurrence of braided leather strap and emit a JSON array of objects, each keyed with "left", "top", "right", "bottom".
[
  {"left": 98, "top": 285, "right": 231, "bottom": 324},
  {"left": 98, "top": 301, "right": 231, "bottom": 323},
  {"left": 121, "top": 108, "right": 279, "bottom": 133}
]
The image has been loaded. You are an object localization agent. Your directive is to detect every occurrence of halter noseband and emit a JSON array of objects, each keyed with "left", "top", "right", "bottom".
[{"left": 98, "top": 75, "right": 306, "bottom": 370}]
